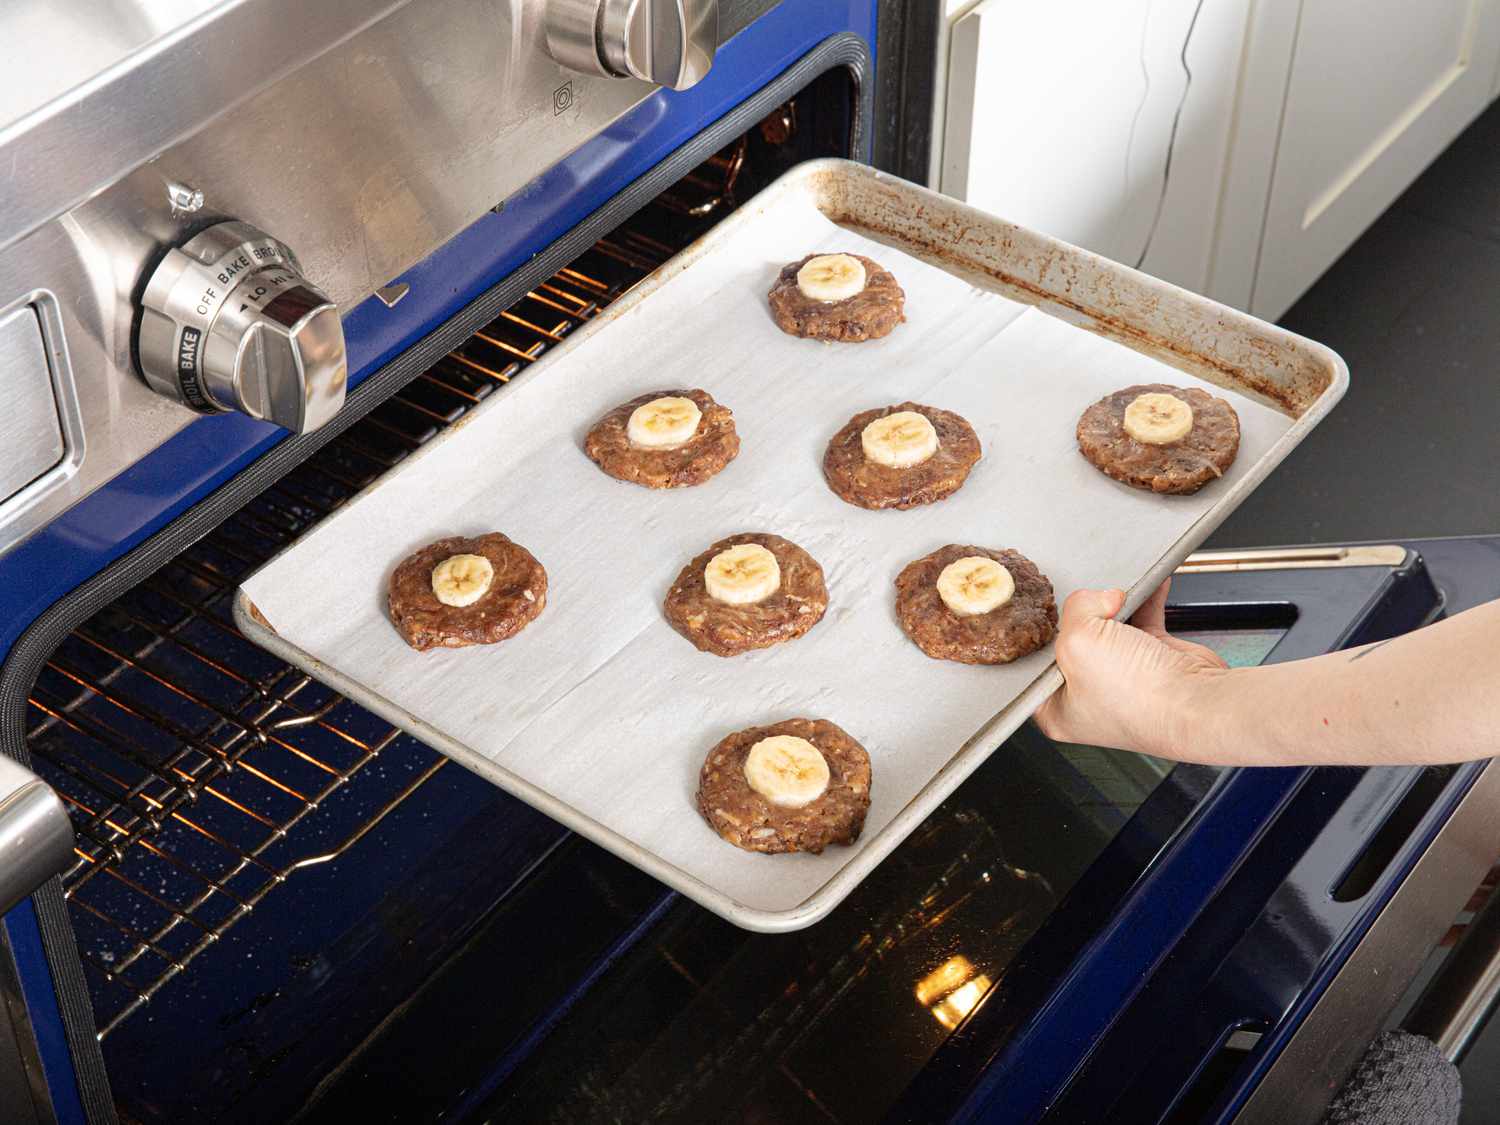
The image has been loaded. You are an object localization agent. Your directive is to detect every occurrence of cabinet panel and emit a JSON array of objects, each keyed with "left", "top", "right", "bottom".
[
  {"left": 940, "top": 0, "right": 1250, "bottom": 294},
  {"left": 1253, "top": 0, "right": 1500, "bottom": 318}
]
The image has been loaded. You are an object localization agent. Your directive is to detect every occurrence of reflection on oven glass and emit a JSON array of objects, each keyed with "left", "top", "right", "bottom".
[{"left": 916, "top": 954, "right": 995, "bottom": 1030}]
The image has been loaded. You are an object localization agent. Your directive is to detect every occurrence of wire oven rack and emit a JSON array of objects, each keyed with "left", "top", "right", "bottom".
[{"left": 23, "top": 142, "right": 752, "bottom": 1040}]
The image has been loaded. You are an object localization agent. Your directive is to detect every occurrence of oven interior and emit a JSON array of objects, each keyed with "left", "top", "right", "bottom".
[{"left": 21, "top": 71, "right": 855, "bottom": 1124}]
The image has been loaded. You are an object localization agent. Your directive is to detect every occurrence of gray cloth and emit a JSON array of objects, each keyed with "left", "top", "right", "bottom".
[{"left": 1324, "top": 1030, "right": 1461, "bottom": 1124}]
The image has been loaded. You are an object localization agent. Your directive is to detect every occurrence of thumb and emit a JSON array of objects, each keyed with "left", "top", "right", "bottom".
[{"left": 1059, "top": 588, "right": 1127, "bottom": 631}]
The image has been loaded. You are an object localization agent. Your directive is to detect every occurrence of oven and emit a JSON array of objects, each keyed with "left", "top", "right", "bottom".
[{"left": 0, "top": 4, "right": 1495, "bottom": 1123}]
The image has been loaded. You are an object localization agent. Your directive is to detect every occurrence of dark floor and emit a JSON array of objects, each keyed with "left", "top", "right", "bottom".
[
  {"left": 1212, "top": 99, "right": 1500, "bottom": 1122},
  {"left": 1209, "top": 98, "right": 1500, "bottom": 549}
]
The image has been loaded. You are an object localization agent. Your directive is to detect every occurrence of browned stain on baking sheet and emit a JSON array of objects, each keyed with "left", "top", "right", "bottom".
[
  {"left": 826, "top": 177, "right": 1334, "bottom": 419},
  {"left": 244, "top": 598, "right": 276, "bottom": 633}
]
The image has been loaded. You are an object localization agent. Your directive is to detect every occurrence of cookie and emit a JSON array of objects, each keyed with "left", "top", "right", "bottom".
[
  {"left": 895, "top": 545, "right": 1057, "bottom": 665},
  {"left": 823, "top": 401, "right": 981, "bottom": 510},
  {"left": 663, "top": 532, "right": 828, "bottom": 657},
  {"left": 388, "top": 532, "right": 547, "bottom": 651},
  {"left": 585, "top": 388, "right": 739, "bottom": 489},
  {"left": 696, "top": 717, "right": 872, "bottom": 854},
  {"left": 1077, "top": 383, "right": 1240, "bottom": 495},
  {"left": 767, "top": 252, "right": 905, "bottom": 342}
]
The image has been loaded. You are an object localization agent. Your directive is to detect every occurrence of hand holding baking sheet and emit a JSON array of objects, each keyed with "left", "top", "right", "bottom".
[
  {"left": 1038, "top": 580, "right": 1500, "bottom": 767},
  {"left": 1035, "top": 580, "right": 1225, "bottom": 754}
]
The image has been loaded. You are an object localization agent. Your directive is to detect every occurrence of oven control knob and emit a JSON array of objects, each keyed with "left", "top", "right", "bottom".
[
  {"left": 135, "top": 221, "right": 347, "bottom": 433},
  {"left": 547, "top": 0, "right": 716, "bottom": 91}
]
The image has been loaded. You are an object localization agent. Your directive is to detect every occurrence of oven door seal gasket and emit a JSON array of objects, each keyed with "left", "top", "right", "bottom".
[{"left": 0, "top": 32, "right": 870, "bottom": 1124}]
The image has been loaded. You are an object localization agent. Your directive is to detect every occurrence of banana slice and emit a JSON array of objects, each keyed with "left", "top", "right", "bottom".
[
  {"left": 627, "top": 396, "right": 702, "bottom": 449},
  {"left": 796, "top": 253, "right": 867, "bottom": 302},
  {"left": 431, "top": 553, "right": 494, "bottom": 607},
  {"left": 1123, "top": 392, "right": 1193, "bottom": 445},
  {"left": 936, "top": 556, "right": 1015, "bottom": 616},
  {"left": 862, "top": 410, "right": 938, "bottom": 468},
  {"left": 744, "top": 735, "right": 830, "bottom": 808},
  {"left": 704, "top": 543, "right": 781, "bottom": 605}
]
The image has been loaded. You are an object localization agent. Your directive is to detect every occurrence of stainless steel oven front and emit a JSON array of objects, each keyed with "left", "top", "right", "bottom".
[{"left": 0, "top": 2, "right": 892, "bottom": 1120}]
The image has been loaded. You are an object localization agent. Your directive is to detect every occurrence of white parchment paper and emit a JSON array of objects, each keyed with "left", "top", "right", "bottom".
[{"left": 240, "top": 193, "right": 1294, "bottom": 918}]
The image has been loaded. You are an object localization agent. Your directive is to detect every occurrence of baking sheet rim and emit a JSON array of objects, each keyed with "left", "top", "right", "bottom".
[{"left": 233, "top": 159, "right": 1349, "bottom": 932}]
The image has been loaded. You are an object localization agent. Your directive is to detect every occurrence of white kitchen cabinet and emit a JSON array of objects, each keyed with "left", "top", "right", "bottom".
[
  {"left": 1249, "top": 0, "right": 1500, "bottom": 318},
  {"left": 935, "top": 0, "right": 1500, "bottom": 321},
  {"left": 938, "top": 0, "right": 1253, "bottom": 295}
]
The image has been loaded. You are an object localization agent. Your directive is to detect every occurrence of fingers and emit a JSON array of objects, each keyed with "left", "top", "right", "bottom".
[
  {"left": 1035, "top": 670, "right": 1078, "bottom": 743},
  {"left": 1033, "top": 694, "right": 1063, "bottom": 741},
  {"left": 1129, "top": 578, "right": 1172, "bottom": 635},
  {"left": 1059, "top": 587, "right": 1127, "bottom": 631}
]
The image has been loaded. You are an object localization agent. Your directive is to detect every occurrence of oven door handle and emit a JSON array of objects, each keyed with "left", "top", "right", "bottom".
[{"left": 0, "top": 756, "right": 73, "bottom": 916}]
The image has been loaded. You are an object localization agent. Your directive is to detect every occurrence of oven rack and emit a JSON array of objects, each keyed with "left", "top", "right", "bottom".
[{"left": 22, "top": 146, "right": 750, "bottom": 1040}]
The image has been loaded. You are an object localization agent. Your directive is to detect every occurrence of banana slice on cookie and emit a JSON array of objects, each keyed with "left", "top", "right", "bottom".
[
  {"left": 704, "top": 542, "right": 781, "bottom": 605},
  {"left": 936, "top": 556, "right": 1015, "bottom": 616},
  {"left": 744, "top": 735, "right": 831, "bottom": 807},
  {"left": 431, "top": 553, "right": 495, "bottom": 607},
  {"left": 1123, "top": 392, "right": 1194, "bottom": 445},
  {"left": 861, "top": 410, "right": 939, "bottom": 468},
  {"left": 796, "top": 254, "right": 867, "bottom": 302},
  {"left": 627, "top": 395, "right": 703, "bottom": 449}
]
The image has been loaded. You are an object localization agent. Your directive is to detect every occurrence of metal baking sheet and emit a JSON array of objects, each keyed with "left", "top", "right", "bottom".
[{"left": 234, "top": 159, "right": 1347, "bottom": 932}]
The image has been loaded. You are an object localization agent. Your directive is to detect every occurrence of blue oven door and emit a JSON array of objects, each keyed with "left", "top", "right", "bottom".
[{"left": 0, "top": 4, "right": 879, "bottom": 1121}]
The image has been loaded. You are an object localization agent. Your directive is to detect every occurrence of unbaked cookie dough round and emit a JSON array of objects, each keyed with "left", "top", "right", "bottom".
[
  {"left": 1076, "top": 383, "right": 1240, "bottom": 495},
  {"left": 388, "top": 532, "right": 547, "bottom": 651},
  {"left": 585, "top": 388, "right": 740, "bottom": 489},
  {"left": 767, "top": 252, "right": 905, "bottom": 342},
  {"left": 663, "top": 532, "right": 828, "bottom": 656},
  {"left": 894, "top": 544, "right": 1056, "bottom": 665},
  {"left": 823, "top": 401, "right": 981, "bottom": 510},
  {"left": 696, "top": 717, "right": 872, "bottom": 854}
]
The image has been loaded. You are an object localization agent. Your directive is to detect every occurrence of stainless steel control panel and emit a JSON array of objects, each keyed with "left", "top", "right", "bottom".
[
  {"left": 0, "top": 289, "right": 86, "bottom": 558},
  {"left": 0, "top": 0, "right": 778, "bottom": 558},
  {"left": 0, "top": 306, "right": 64, "bottom": 501}
]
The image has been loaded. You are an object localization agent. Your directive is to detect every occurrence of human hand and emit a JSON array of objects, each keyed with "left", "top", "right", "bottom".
[{"left": 1034, "top": 579, "right": 1229, "bottom": 757}]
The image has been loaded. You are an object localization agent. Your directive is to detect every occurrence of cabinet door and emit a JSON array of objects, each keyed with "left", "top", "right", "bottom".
[
  {"left": 939, "top": 0, "right": 1250, "bottom": 294},
  {"left": 1252, "top": 0, "right": 1500, "bottom": 318}
]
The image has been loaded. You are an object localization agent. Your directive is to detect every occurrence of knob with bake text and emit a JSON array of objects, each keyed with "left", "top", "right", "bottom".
[
  {"left": 135, "top": 221, "right": 347, "bottom": 433},
  {"left": 546, "top": 0, "right": 716, "bottom": 91}
]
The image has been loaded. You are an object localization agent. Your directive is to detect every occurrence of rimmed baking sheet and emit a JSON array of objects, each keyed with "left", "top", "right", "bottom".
[{"left": 236, "top": 160, "right": 1346, "bottom": 932}]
